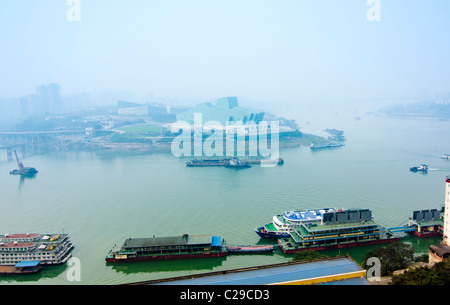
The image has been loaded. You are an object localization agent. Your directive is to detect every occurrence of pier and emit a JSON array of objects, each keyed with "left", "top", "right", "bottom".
[{"left": 388, "top": 208, "right": 444, "bottom": 237}]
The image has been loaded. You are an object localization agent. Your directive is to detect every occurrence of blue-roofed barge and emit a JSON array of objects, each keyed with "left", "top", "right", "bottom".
[{"left": 106, "top": 234, "right": 227, "bottom": 263}]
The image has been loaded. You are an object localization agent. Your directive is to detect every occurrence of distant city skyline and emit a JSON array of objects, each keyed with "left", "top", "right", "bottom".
[{"left": 1, "top": 0, "right": 449, "bottom": 107}]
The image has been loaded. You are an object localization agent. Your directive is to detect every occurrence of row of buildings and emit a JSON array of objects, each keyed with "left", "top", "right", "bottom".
[{"left": 0, "top": 83, "right": 62, "bottom": 120}]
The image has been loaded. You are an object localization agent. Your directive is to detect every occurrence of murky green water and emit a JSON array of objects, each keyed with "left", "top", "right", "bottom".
[{"left": 1, "top": 104, "right": 449, "bottom": 284}]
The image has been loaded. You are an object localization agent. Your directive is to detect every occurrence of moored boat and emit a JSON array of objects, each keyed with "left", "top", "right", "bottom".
[
  {"left": 277, "top": 208, "right": 398, "bottom": 253},
  {"left": 106, "top": 234, "right": 226, "bottom": 263}
]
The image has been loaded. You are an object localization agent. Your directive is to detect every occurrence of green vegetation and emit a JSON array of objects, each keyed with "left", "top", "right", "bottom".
[
  {"left": 293, "top": 250, "right": 327, "bottom": 261},
  {"left": 117, "top": 124, "right": 162, "bottom": 135},
  {"left": 361, "top": 242, "right": 415, "bottom": 276},
  {"left": 390, "top": 260, "right": 450, "bottom": 285}
]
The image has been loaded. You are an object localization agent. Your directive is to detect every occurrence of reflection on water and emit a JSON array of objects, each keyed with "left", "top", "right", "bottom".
[
  {"left": 18, "top": 174, "right": 37, "bottom": 192},
  {"left": 107, "top": 256, "right": 227, "bottom": 275},
  {"left": 0, "top": 113, "right": 450, "bottom": 284},
  {"left": 0, "top": 264, "right": 67, "bottom": 284}
]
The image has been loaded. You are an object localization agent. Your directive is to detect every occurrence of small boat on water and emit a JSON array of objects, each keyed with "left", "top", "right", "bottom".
[
  {"left": 225, "top": 245, "right": 274, "bottom": 254},
  {"left": 410, "top": 164, "right": 428, "bottom": 172},
  {"left": 442, "top": 155, "right": 450, "bottom": 160},
  {"left": 254, "top": 226, "right": 290, "bottom": 239}
]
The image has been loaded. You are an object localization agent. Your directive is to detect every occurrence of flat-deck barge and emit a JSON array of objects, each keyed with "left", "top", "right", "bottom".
[
  {"left": 106, "top": 234, "right": 226, "bottom": 263},
  {"left": 186, "top": 157, "right": 283, "bottom": 167}
]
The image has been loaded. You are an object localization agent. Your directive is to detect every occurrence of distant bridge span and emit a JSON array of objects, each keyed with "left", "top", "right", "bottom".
[{"left": 0, "top": 130, "right": 114, "bottom": 160}]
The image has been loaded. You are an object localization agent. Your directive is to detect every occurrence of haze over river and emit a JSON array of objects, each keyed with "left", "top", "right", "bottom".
[{"left": 0, "top": 101, "right": 448, "bottom": 284}]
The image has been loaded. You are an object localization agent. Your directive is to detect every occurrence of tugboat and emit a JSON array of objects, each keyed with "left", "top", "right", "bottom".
[
  {"left": 225, "top": 158, "right": 251, "bottom": 169},
  {"left": 410, "top": 164, "right": 428, "bottom": 172},
  {"left": 9, "top": 151, "right": 38, "bottom": 176}
]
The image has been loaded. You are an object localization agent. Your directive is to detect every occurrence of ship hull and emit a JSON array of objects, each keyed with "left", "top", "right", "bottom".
[
  {"left": 278, "top": 237, "right": 399, "bottom": 254},
  {"left": 254, "top": 227, "right": 290, "bottom": 239},
  {"left": 105, "top": 251, "right": 226, "bottom": 263},
  {"left": 414, "top": 231, "right": 442, "bottom": 238}
]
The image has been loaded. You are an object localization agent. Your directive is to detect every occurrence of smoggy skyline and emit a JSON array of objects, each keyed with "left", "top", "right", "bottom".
[{"left": 1, "top": 0, "right": 449, "bottom": 106}]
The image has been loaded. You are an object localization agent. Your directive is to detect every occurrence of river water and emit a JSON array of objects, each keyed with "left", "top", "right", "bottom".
[{"left": 0, "top": 101, "right": 449, "bottom": 284}]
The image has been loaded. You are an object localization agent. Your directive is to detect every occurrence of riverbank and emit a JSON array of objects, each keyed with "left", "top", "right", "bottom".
[{"left": 66, "top": 131, "right": 327, "bottom": 154}]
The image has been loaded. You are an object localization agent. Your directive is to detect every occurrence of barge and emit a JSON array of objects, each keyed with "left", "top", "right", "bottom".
[
  {"left": 186, "top": 157, "right": 283, "bottom": 167},
  {"left": 9, "top": 150, "right": 38, "bottom": 176},
  {"left": 277, "top": 208, "right": 398, "bottom": 253},
  {"left": 106, "top": 234, "right": 227, "bottom": 263},
  {"left": 0, "top": 233, "right": 74, "bottom": 267}
]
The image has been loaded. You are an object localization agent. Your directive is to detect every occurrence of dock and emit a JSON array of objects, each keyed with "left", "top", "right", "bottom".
[{"left": 388, "top": 208, "right": 444, "bottom": 237}]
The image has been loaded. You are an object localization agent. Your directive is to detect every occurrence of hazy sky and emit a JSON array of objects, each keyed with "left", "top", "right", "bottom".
[{"left": 1, "top": 0, "right": 449, "bottom": 105}]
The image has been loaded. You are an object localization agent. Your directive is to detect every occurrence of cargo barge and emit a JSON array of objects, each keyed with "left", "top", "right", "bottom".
[
  {"left": 186, "top": 157, "right": 283, "bottom": 167},
  {"left": 276, "top": 208, "right": 398, "bottom": 253},
  {"left": 105, "top": 234, "right": 227, "bottom": 263},
  {"left": 0, "top": 233, "right": 74, "bottom": 268}
]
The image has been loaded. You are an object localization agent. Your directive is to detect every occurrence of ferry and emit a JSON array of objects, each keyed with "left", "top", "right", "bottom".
[
  {"left": 0, "top": 233, "right": 74, "bottom": 269},
  {"left": 277, "top": 208, "right": 398, "bottom": 253},
  {"left": 255, "top": 208, "right": 337, "bottom": 238},
  {"left": 106, "top": 234, "right": 227, "bottom": 263},
  {"left": 410, "top": 164, "right": 428, "bottom": 172}
]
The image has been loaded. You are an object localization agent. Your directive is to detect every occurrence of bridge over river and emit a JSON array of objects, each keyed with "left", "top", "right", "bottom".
[{"left": 0, "top": 130, "right": 112, "bottom": 160}]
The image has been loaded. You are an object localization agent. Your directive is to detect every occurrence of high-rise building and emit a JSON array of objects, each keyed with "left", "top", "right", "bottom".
[
  {"left": 34, "top": 83, "right": 62, "bottom": 115},
  {"left": 428, "top": 177, "right": 450, "bottom": 263},
  {"left": 443, "top": 176, "right": 450, "bottom": 246}
]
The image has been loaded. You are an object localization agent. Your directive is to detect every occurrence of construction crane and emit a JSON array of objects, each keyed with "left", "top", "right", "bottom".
[{"left": 9, "top": 150, "right": 38, "bottom": 176}]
